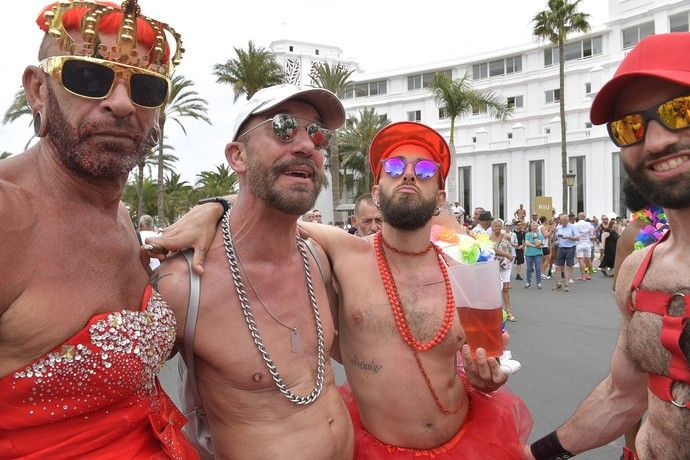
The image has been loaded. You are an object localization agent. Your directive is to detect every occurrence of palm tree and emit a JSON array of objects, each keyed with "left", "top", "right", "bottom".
[
  {"left": 196, "top": 164, "right": 238, "bottom": 198},
  {"left": 3, "top": 88, "right": 36, "bottom": 149},
  {"left": 1, "top": 152, "right": 12, "bottom": 160},
  {"left": 164, "top": 172, "right": 194, "bottom": 224},
  {"left": 137, "top": 142, "right": 177, "bottom": 222},
  {"left": 213, "top": 41, "right": 285, "bottom": 101},
  {"left": 339, "top": 108, "right": 390, "bottom": 194},
  {"left": 156, "top": 73, "right": 211, "bottom": 226},
  {"left": 533, "top": 0, "right": 590, "bottom": 213},
  {"left": 310, "top": 62, "right": 355, "bottom": 208},
  {"left": 427, "top": 72, "right": 510, "bottom": 200}
]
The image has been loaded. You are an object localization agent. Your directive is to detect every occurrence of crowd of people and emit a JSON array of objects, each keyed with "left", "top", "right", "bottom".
[{"left": 2, "top": 1, "right": 689, "bottom": 459}]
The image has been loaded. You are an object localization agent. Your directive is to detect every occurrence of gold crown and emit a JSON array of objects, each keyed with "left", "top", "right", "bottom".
[{"left": 41, "top": 0, "right": 184, "bottom": 76}]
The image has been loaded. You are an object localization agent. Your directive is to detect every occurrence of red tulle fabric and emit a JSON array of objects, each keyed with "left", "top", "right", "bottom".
[
  {"left": 339, "top": 372, "right": 532, "bottom": 459},
  {"left": 0, "top": 286, "right": 198, "bottom": 459}
]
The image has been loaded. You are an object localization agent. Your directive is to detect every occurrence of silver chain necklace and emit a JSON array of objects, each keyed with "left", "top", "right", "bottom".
[
  {"left": 235, "top": 248, "right": 308, "bottom": 354},
  {"left": 221, "top": 212, "right": 325, "bottom": 405}
]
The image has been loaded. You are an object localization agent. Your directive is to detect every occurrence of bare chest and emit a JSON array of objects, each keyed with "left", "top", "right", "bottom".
[
  {"left": 192, "top": 264, "right": 335, "bottom": 396},
  {"left": 339, "top": 258, "right": 463, "bottom": 351}
]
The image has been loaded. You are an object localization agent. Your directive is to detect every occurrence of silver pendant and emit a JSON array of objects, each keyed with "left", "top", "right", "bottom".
[{"left": 291, "top": 329, "right": 301, "bottom": 353}]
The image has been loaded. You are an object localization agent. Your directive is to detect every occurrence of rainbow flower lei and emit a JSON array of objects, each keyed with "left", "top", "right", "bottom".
[{"left": 631, "top": 205, "right": 669, "bottom": 250}]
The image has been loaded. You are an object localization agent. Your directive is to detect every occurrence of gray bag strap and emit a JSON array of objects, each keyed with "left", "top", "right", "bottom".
[
  {"left": 182, "top": 249, "right": 203, "bottom": 406},
  {"left": 303, "top": 238, "right": 325, "bottom": 283}
]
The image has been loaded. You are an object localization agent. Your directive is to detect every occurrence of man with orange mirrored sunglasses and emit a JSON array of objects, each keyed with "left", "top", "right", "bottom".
[{"left": 527, "top": 32, "right": 690, "bottom": 460}]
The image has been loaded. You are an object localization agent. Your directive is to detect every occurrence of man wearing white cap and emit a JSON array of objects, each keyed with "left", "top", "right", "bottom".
[
  {"left": 154, "top": 84, "right": 354, "bottom": 459},
  {"left": 526, "top": 33, "right": 690, "bottom": 460}
]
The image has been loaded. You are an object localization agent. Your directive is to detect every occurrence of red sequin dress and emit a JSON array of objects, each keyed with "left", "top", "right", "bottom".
[{"left": 0, "top": 285, "right": 198, "bottom": 459}]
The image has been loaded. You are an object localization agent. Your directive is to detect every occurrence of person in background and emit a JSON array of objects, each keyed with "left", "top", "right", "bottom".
[
  {"left": 348, "top": 193, "right": 383, "bottom": 237},
  {"left": 139, "top": 214, "right": 161, "bottom": 270},
  {"left": 523, "top": 221, "right": 544, "bottom": 289},
  {"left": 490, "top": 219, "right": 516, "bottom": 321}
]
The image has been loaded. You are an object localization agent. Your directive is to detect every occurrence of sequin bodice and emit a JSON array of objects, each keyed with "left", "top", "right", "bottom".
[{"left": 0, "top": 285, "right": 198, "bottom": 459}]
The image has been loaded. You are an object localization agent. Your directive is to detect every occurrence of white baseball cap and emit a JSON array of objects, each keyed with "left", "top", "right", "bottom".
[{"left": 229, "top": 84, "right": 346, "bottom": 141}]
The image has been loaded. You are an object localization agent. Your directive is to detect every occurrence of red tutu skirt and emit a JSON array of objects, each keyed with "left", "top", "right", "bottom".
[{"left": 339, "top": 375, "right": 532, "bottom": 459}]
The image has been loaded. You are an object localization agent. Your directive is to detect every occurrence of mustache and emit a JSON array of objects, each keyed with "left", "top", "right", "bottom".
[
  {"left": 273, "top": 157, "right": 319, "bottom": 177},
  {"left": 77, "top": 119, "right": 145, "bottom": 141},
  {"left": 645, "top": 142, "right": 690, "bottom": 163}
]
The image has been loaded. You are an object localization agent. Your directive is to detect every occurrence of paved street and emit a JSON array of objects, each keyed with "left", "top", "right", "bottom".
[
  {"left": 507, "top": 269, "right": 623, "bottom": 459},
  {"left": 161, "top": 268, "right": 626, "bottom": 459}
]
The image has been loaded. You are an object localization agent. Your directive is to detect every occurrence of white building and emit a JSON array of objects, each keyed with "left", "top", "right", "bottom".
[{"left": 272, "top": 0, "right": 690, "bottom": 223}]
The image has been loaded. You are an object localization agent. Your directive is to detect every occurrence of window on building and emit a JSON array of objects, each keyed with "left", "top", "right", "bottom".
[
  {"left": 585, "top": 82, "right": 592, "bottom": 94},
  {"left": 407, "top": 70, "right": 452, "bottom": 91},
  {"left": 507, "top": 132, "right": 513, "bottom": 140},
  {"left": 622, "top": 22, "right": 655, "bottom": 49},
  {"left": 472, "top": 55, "right": 522, "bottom": 80},
  {"left": 585, "top": 121, "right": 592, "bottom": 129},
  {"left": 315, "top": 49, "right": 320, "bottom": 55},
  {"left": 407, "top": 110, "right": 422, "bottom": 122},
  {"left": 472, "top": 136, "right": 477, "bottom": 143},
  {"left": 289, "top": 45, "right": 294, "bottom": 52},
  {"left": 545, "top": 89, "right": 560, "bottom": 103},
  {"left": 407, "top": 74, "right": 422, "bottom": 91},
  {"left": 612, "top": 152, "right": 627, "bottom": 218},
  {"left": 529, "top": 160, "right": 545, "bottom": 215},
  {"left": 338, "top": 84, "right": 355, "bottom": 99},
  {"left": 493, "top": 163, "right": 507, "bottom": 220},
  {"left": 343, "top": 80, "right": 387, "bottom": 99},
  {"left": 544, "top": 36, "right": 603, "bottom": 65},
  {"left": 545, "top": 127, "right": 551, "bottom": 135},
  {"left": 507, "top": 95, "right": 523, "bottom": 109},
  {"left": 369, "top": 80, "right": 387, "bottom": 96},
  {"left": 568, "top": 156, "right": 586, "bottom": 213},
  {"left": 458, "top": 166, "right": 471, "bottom": 214},
  {"left": 438, "top": 106, "right": 449, "bottom": 119},
  {"left": 472, "top": 104, "right": 487, "bottom": 115},
  {"left": 472, "top": 62, "right": 488, "bottom": 80},
  {"left": 670, "top": 12, "right": 689, "bottom": 32}
]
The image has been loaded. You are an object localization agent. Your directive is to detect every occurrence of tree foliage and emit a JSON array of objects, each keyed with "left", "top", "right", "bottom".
[
  {"left": 533, "top": 0, "right": 590, "bottom": 213},
  {"left": 213, "top": 41, "right": 286, "bottom": 101},
  {"left": 310, "top": 62, "right": 355, "bottom": 208},
  {"left": 339, "top": 108, "right": 390, "bottom": 195}
]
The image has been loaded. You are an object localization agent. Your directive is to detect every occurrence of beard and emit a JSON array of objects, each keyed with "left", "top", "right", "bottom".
[
  {"left": 378, "top": 186, "right": 437, "bottom": 230},
  {"left": 45, "top": 83, "right": 148, "bottom": 180},
  {"left": 623, "top": 144, "right": 690, "bottom": 209},
  {"left": 244, "top": 143, "right": 324, "bottom": 215}
]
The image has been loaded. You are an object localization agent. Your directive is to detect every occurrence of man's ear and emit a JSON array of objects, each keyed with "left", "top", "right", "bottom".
[
  {"left": 372, "top": 184, "right": 380, "bottom": 204},
  {"left": 225, "top": 141, "right": 247, "bottom": 173},
  {"left": 436, "top": 189, "right": 447, "bottom": 208},
  {"left": 23, "top": 66, "right": 47, "bottom": 129}
]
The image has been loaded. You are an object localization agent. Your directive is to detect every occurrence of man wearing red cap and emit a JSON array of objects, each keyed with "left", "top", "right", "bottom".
[
  {"left": 0, "top": 1, "right": 198, "bottom": 458},
  {"left": 153, "top": 121, "right": 532, "bottom": 458},
  {"left": 526, "top": 33, "right": 690, "bottom": 460}
]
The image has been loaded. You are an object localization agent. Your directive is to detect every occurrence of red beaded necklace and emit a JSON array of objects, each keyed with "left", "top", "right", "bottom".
[
  {"left": 374, "top": 232, "right": 455, "bottom": 352},
  {"left": 381, "top": 234, "right": 434, "bottom": 256}
]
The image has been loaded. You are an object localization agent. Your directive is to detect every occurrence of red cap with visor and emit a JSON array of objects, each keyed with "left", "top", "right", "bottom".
[
  {"left": 369, "top": 122, "right": 451, "bottom": 187},
  {"left": 590, "top": 32, "right": 690, "bottom": 125}
]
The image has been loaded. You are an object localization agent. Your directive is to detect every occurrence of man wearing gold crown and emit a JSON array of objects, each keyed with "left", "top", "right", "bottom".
[{"left": 0, "top": 1, "right": 197, "bottom": 458}]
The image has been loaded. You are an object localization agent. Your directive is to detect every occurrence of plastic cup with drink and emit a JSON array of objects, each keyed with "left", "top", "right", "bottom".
[{"left": 447, "top": 260, "right": 504, "bottom": 358}]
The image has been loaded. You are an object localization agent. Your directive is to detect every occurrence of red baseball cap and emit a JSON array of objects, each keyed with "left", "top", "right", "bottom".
[
  {"left": 369, "top": 122, "right": 451, "bottom": 187},
  {"left": 590, "top": 33, "right": 690, "bottom": 125}
]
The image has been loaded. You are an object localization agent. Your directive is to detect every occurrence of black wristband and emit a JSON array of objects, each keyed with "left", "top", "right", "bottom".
[
  {"left": 197, "top": 197, "right": 230, "bottom": 216},
  {"left": 530, "top": 431, "right": 573, "bottom": 460}
]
